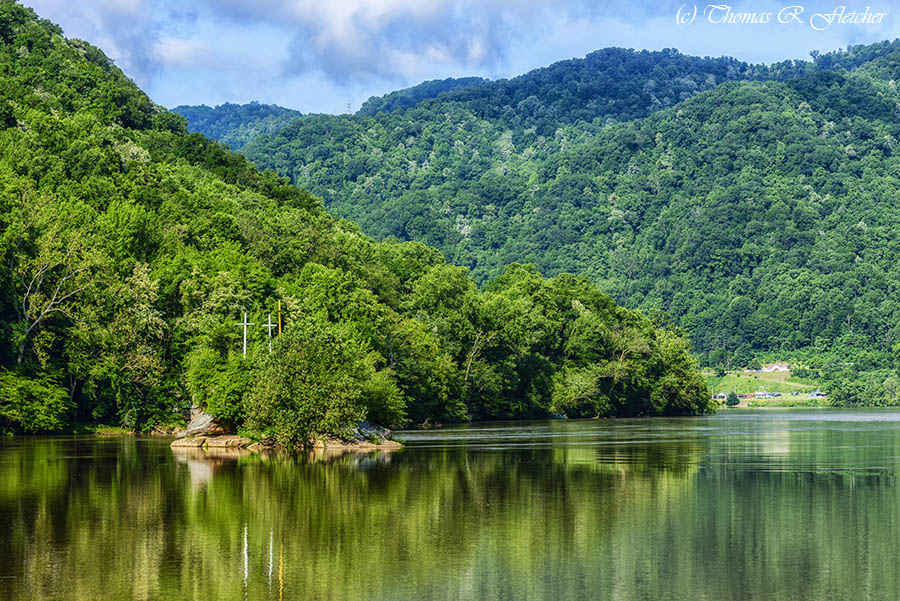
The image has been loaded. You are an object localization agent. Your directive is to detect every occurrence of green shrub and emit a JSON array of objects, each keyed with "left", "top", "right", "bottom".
[
  {"left": 361, "top": 367, "right": 407, "bottom": 427},
  {"left": 184, "top": 348, "right": 252, "bottom": 423},
  {"left": 0, "top": 369, "right": 72, "bottom": 433},
  {"left": 243, "top": 316, "right": 370, "bottom": 447}
]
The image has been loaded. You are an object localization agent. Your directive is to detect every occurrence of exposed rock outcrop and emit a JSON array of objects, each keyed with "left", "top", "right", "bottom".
[
  {"left": 176, "top": 406, "right": 230, "bottom": 439},
  {"left": 313, "top": 421, "right": 403, "bottom": 450},
  {"left": 171, "top": 435, "right": 252, "bottom": 449},
  {"left": 170, "top": 436, "right": 208, "bottom": 448}
]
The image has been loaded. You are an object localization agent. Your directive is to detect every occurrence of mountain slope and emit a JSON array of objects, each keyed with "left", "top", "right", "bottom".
[
  {"left": 238, "top": 48, "right": 788, "bottom": 246},
  {"left": 240, "top": 47, "right": 779, "bottom": 180},
  {"left": 241, "top": 42, "right": 900, "bottom": 227},
  {"left": 358, "top": 76, "right": 486, "bottom": 116},
  {"left": 0, "top": 0, "right": 711, "bottom": 438},
  {"left": 369, "top": 48, "right": 780, "bottom": 128},
  {"left": 172, "top": 102, "right": 302, "bottom": 150}
]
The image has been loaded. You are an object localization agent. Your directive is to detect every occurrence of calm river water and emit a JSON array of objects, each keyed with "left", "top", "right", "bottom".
[{"left": 3, "top": 409, "right": 900, "bottom": 600}]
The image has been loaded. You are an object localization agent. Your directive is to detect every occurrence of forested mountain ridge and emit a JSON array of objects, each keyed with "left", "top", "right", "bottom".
[
  {"left": 238, "top": 47, "right": 781, "bottom": 189},
  {"left": 182, "top": 42, "right": 900, "bottom": 151},
  {"left": 172, "top": 102, "right": 302, "bottom": 150},
  {"left": 230, "top": 39, "right": 900, "bottom": 403},
  {"left": 359, "top": 48, "right": 778, "bottom": 128},
  {"left": 240, "top": 42, "right": 900, "bottom": 239},
  {"left": 184, "top": 48, "right": 772, "bottom": 152},
  {"left": 0, "top": 1, "right": 712, "bottom": 439},
  {"left": 236, "top": 47, "right": 787, "bottom": 251},
  {"left": 369, "top": 41, "right": 900, "bottom": 122},
  {"left": 357, "top": 76, "right": 487, "bottom": 116}
]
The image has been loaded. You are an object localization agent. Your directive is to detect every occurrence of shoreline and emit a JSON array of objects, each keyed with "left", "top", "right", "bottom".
[{"left": 170, "top": 433, "right": 403, "bottom": 453}]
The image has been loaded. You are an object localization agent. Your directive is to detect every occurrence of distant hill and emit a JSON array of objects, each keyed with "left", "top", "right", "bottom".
[
  {"left": 172, "top": 102, "right": 302, "bottom": 150},
  {"left": 239, "top": 47, "right": 787, "bottom": 243},
  {"left": 353, "top": 42, "right": 900, "bottom": 127},
  {"left": 358, "top": 77, "right": 486, "bottom": 116}
]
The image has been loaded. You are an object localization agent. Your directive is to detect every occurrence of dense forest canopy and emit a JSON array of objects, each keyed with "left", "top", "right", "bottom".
[
  {"left": 198, "top": 39, "right": 900, "bottom": 405},
  {"left": 357, "top": 77, "right": 487, "bottom": 116},
  {"left": 0, "top": 1, "right": 713, "bottom": 441},
  {"left": 172, "top": 102, "right": 302, "bottom": 150}
]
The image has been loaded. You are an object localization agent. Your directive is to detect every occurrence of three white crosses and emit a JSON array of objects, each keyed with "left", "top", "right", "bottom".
[{"left": 238, "top": 304, "right": 282, "bottom": 357}]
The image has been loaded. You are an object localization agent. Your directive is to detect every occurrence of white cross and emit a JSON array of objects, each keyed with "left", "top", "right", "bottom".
[
  {"left": 239, "top": 312, "right": 255, "bottom": 357},
  {"left": 263, "top": 314, "right": 277, "bottom": 353}
]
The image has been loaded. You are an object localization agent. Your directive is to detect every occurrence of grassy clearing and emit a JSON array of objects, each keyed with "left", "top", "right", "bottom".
[
  {"left": 706, "top": 371, "right": 819, "bottom": 396},
  {"left": 706, "top": 369, "right": 831, "bottom": 408}
]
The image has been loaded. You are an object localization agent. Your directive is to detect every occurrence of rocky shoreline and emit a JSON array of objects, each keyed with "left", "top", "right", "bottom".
[{"left": 169, "top": 407, "right": 402, "bottom": 453}]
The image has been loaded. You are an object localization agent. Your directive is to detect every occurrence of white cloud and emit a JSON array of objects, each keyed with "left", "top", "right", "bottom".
[{"left": 153, "top": 37, "right": 211, "bottom": 67}]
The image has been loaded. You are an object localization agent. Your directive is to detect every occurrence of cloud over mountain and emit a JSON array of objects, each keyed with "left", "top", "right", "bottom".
[
  {"left": 24, "top": 0, "right": 651, "bottom": 83},
  {"left": 21, "top": 0, "right": 895, "bottom": 112}
]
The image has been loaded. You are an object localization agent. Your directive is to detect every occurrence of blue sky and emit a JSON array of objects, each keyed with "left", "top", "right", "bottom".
[{"left": 23, "top": 0, "right": 898, "bottom": 114}]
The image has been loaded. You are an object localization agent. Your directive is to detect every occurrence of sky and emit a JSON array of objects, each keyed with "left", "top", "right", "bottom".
[{"left": 21, "top": 0, "right": 899, "bottom": 114}]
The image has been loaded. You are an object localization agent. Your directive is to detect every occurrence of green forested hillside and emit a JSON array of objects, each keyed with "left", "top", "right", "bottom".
[
  {"left": 234, "top": 41, "right": 900, "bottom": 403},
  {"left": 239, "top": 48, "right": 780, "bottom": 199},
  {"left": 172, "top": 102, "right": 302, "bottom": 150},
  {"left": 240, "top": 44, "right": 900, "bottom": 253},
  {"left": 359, "top": 48, "right": 798, "bottom": 128},
  {"left": 357, "top": 76, "right": 486, "bottom": 116},
  {"left": 0, "top": 1, "right": 712, "bottom": 440}
]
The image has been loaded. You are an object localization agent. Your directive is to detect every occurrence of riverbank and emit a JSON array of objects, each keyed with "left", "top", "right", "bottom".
[{"left": 724, "top": 398, "right": 830, "bottom": 409}]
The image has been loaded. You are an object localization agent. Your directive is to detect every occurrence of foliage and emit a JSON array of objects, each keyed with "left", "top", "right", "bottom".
[
  {"left": 0, "top": 368, "right": 71, "bottom": 432},
  {"left": 356, "top": 47, "right": 798, "bottom": 129},
  {"left": 184, "top": 348, "right": 251, "bottom": 424},
  {"left": 357, "top": 76, "right": 486, "bottom": 116},
  {"left": 244, "top": 317, "right": 371, "bottom": 447},
  {"left": 172, "top": 102, "right": 303, "bottom": 150},
  {"left": 0, "top": 1, "right": 712, "bottom": 436},
  {"left": 726, "top": 391, "right": 739, "bottom": 406},
  {"left": 359, "top": 367, "right": 406, "bottom": 427},
  {"left": 825, "top": 369, "right": 900, "bottom": 407}
]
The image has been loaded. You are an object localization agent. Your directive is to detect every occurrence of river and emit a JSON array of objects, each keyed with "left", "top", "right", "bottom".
[{"left": 2, "top": 408, "right": 900, "bottom": 600}]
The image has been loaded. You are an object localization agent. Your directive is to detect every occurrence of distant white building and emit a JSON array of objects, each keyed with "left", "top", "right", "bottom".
[
  {"left": 808, "top": 389, "right": 827, "bottom": 399},
  {"left": 760, "top": 363, "right": 791, "bottom": 373}
]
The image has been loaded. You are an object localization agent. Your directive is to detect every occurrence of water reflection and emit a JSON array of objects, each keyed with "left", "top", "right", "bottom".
[{"left": 2, "top": 410, "right": 900, "bottom": 600}]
